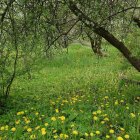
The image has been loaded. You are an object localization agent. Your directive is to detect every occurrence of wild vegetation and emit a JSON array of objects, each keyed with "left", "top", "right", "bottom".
[{"left": 0, "top": 0, "right": 140, "bottom": 140}]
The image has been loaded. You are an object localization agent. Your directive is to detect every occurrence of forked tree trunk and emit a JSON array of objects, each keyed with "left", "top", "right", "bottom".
[{"left": 67, "top": 1, "right": 140, "bottom": 72}]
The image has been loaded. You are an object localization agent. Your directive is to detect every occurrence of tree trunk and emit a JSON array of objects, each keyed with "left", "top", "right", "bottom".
[
  {"left": 133, "top": 17, "right": 140, "bottom": 28},
  {"left": 87, "top": 33, "right": 103, "bottom": 56},
  {"left": 67, "top": 1, "right": 140, "bottom": 72}
]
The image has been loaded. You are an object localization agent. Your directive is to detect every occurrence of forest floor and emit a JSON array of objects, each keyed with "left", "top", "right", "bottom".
[{"left": 0, "top": 44, "right": 140, "bottom": 140}]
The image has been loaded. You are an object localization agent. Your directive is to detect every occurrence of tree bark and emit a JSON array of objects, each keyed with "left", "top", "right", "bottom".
[
  {"left": 133, "top": 17, "right": 140, "bottom": 28},
  {"left": 67, "top": 1, "right": 140, "bottom": 72},
  {"left": 86, "top": 33, "right": 103, "bottom": 56}
]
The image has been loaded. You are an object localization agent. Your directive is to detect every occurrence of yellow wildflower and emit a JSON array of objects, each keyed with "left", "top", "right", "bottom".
[
  {"left": 90, "top": 132, "right": 94, "bottom": 137},
  {"left": 117, "top": 136, "right": 124, "bottom": 140},
  {"left": 59, "top": 116, "right": 65, "bottom": 121},
  {"left": 72, "top": 130, "right": 78, "bottom": 135},
  {"left": 30, "top": 134, "right": 36, "bottom": 139},
  {"left": 45, "top": 123, "right": 48, "bottom": 126},
  {"left": 104, "top": 117, "right": 109, "bottom": 121},
  {"left": 51, "top": 117, "right": 56, "bottom": 121},
  {"left": 95, "top": 131, "right": 100, "bottom": 135},
  {"left": 92, "top": 112, "right": 97, "bottom": 115},
  {"left": 70, "top": 124, "right": 75, "bottom": 127},
  {"left": 120, "top": 128, "right": 125, "bottom": 131},
  {"left": 5, "top": 125, "right": 8, "bottom": 130},
  {"left": 11, "top": 127, "right": 16, "bottom": 132},
  {"left": 54, "top": 135, "right": 58, "bottom": 139},
  {"left": 85, "top": 133, "right": 89, "bottom": 137},
  {"left": 109, "top": 129, "right": 114, "bottom": 134},
  {"left": 53, "top": 130, "right": 57, "bottom": 133},
  {"left": 101, "top": 121, "right": 105, "bottom": 124},
  {"left": 17, "top": 111, "right": 24, "bottom": 115},
  {"left": 41, "top": 128, "right": 46, "bottom": 131},
  {"left": 35, "top": 126, "right": 40, "bottom": 130},
  {"left": 15, "top": 120, "right": 20, "bottom": 125},
  {"left": 35, "top": 112, "right": 39, "bottom": 116},
  {"left": 41, "top": 130, "right": 46, "bottom": 135},
  {"left": 106, "top": 135, "right": 110, "bottom": 138},
  {"left": 0, "top": 126, "right": 5, "bottom": 131},
  {"left": 130, "top": 113, "right": 136, "bottom": 118},
  {"left": 124, "top": 134, "right": 130, "bottom": 139},
  {"left": 126, "top": 107, "right": 129, "bottom": 110},
  {"left": 115, "top": 100, "right": 119, "bottom": 105},
  {"left": 64, "top": 134, "right": 69, "bottom": 139},
  {"left": 97, "top": 110, "right": 102, "bottom": 114},
  {"left": 93, "top": 116, "right": 98, "bottom": 121},
  {"left": 27, "top": 128, "right": 32, "bottom": 132},
  {"left": 55, "top": 109, "right": 59, "bottom": 113},
  {"left": 41, "top": 128, "right": 46, "bottom": 135}
]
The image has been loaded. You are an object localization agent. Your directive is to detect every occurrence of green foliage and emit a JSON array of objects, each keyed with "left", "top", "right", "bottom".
[{"left": 0, "top": 45, "right": 139, "bottom": 140}]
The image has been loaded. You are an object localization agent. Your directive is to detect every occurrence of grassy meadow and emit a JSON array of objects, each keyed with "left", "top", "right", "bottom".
[{"left": 0, "top": 44, "right": 139, "bottom": 140}]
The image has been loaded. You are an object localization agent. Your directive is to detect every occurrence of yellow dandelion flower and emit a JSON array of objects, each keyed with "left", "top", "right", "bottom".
[
  {"left": 30, "top": 134, "right": 36, "bottom": 139},
  {"left": 53, "top": 129, "right": 57, "bottom": 133},
  {"left": 5, "top": 125, "right": 9, "bottom": 130},
  {"left": 101, "top": 121, "right": 105, "bottom": 124},
  {"left": 120, "top": 100, "right": 124, "bottom": 103},
  {"left": 55, "top": 109, "right": 59, "bottom": 113},
  {"left": 38, "top": 117, "right": 42, "bottom": 120},
  {"left": 51, "top": 117, "right": 56, "bottom": 121},
  {"left": 27, "top": 128, "right": 32, "bottom": 132},
  {"left": 117, "top": 136, "right": 124, "bottom": 140},
  {"left": 106, "top": 135, "right": 110, "bottom": 138},
  {"left": 11, "top": 127, "right": 16, "bottom": 132},
  {"left": 25, "top": 120, "right": 30, "bottom": 124},
  {"left": 124, "top": 134, "right": 129, "bottom": 139},
  {"left": 41, "top": 128, "right": 46, "bottom": 131},
  {"left": 126, "top": 107, "right": 129, "bottom": 110},
  {"left": 35, "top": 112, "right": 39, "bottom": 116},
  {"left": 93, "top": 116, "right": 98, "bottom": 121},
  {"left": 95, "top": 131, "right": 100, "bottom": 135},
  {"left": 44, "top": 123, "right": 48, "bottom": 126},
  {"left": 0, "top": 126, "right": 5, "bottom": 131},
  {"left": 109, "top": 129, "right": 114, "bottom": 134},
  {"left": 104, "top": 117, "right": 109, "bottom": 121},
  {"left": 97, "top": 110, "right": 102, "bottom": 114},
  {"left": 72, "top": 130, "right": 78, "bottom": 135},
  {"left": 92, "top": 112, "right": 97, "bottom": 115},
  {"left": 41, "top": 130, "right": 46, "bottom": 135},
  {"left": 130, "top": 113, "right": 136, "bottom": 118},
  {"left": 17, "top": 111, "right": 24, "bottom": 115},
  {"left": 15, "top": 120, "right": 20, "bottom": 125},
  {"left": 54, "top": 135, "right": 58, "bottom": 139},
  {"left": 60, "top": 133, "right": 64, "bottom": 138},
  {"left": 90, "top": 132, "right": 94, "bottom": 137},
  {"left": 64, "top": 134, "right": 69, "bottom": 139},
  {"left": 59, "top": 116, "right": 65, "bottom": 121},
  {"left": 70, "top": 124, "right": 75, "bottom": 127},
  {"left": 115, "top": 100, "right": 119, "bottom": 105},
  {"left": 85, "top": 133, "right": 89, "bottom": 137},
  {"left": 35, "top": 126, "right": 40, "bottom": 130},
  {"left": 105, "top": 96, "right": 109, "bottom": 99},
  {"left": 120, "top": 128, "right": 125, "bottom": 131}
]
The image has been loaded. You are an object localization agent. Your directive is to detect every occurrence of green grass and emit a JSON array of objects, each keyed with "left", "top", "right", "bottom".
[{"left": 0, "top": 44, "right": 140, "bottom": 140}]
